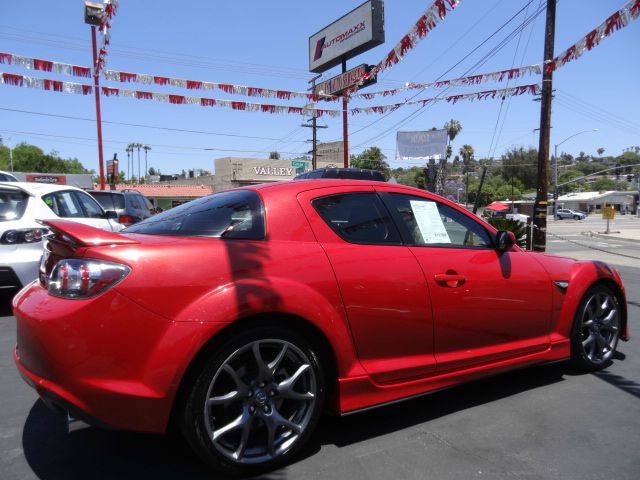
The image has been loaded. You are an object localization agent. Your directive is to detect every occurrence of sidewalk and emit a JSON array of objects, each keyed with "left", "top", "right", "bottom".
[{"left": 582, "top": 229, "right": 640, "bottom": 242}]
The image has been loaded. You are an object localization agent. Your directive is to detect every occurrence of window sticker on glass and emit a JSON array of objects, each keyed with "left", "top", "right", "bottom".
[
  {"left": 410, "top": 200, "right": 451, "bottom": 244},
  {"left": 61, "top": 192, "right": 80, "bottom": 215}
]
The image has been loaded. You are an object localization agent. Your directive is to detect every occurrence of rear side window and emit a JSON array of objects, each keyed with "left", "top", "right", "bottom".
[
  {"left": 312, "top": 192, "right": 400, "bottom": 245},
  {"left": 0, "top": 189, "right": 29, "bottom": 221},
  {"left": 124, "top": 190, "right": 264, "bottom": 239},
  {"left": 91, "top": 192, "right": 125, "bottom": 210}
]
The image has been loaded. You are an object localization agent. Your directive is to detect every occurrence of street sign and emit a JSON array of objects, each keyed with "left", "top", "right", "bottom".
[
  {"left": 602, "top": 205, "right": 616, "bottom": 220},
  {"left": 291, "top": 161, "right": 307, "bottom": 168},
  {"left": 314, "top": 64, "right": 377, "bottom": 98}
]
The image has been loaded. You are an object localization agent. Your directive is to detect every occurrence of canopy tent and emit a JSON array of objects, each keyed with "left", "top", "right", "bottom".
[{"left": 485, "top": 201, "right": 510, "bottom": 211}]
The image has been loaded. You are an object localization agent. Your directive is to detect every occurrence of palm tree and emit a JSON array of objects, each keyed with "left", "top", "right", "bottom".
[
  {"left": 126, "top": 143, "right": 136, "bottom": 182},
  {"left": 143, "top": 145, "right": 151, "bottom": 182},
  {"left": 135, "top": 143, "right": 142, "bottom": 184},
  {"left": 444, "top": 119, "right": 462, "bottom": 143},
  {"left": 597, "top": 147, "right": 605, "bottom": 157},
  {"left": 460, "top": 144, "right": 474, "bottom": 207}
]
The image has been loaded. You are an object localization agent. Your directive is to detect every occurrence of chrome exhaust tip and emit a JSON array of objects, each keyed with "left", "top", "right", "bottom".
[{"left": 67, "top": 413, "right": 90, "bottom": 433}]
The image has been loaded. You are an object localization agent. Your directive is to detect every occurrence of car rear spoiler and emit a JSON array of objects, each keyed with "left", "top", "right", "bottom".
[{"left": 39, "top": 219, "right": 139, "bottom": 246}]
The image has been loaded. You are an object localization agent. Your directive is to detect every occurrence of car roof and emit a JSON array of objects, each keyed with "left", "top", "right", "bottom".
[{"left": 0, "top": 181, "right": 85, "bottom": 196}]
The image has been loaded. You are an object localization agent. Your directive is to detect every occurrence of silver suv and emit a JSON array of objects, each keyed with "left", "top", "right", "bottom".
[
  {"left": 88, "top": 189, "right": 154, "bottom": 226},
  {"left": 556, "top": 208, "right": 587, "bottom": 220}
]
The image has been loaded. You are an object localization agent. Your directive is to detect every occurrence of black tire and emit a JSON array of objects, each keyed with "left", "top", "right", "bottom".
[
  {"left": 557, "top": 216, "right": 563, "bottom": 220},
  {"left": 570, "top": 285, "right": 621, "bottom": 371},
  {"left": 180, "top": 325, "right": 325, "bottom": 476},
  {"left": 573, "top": 215, "right": 580, "bottom": 220}
]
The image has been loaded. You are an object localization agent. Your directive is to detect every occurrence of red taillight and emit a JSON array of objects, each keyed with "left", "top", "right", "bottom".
[
  {"left": 118, "top": 215, "right": 134, "bottom": 225},
  {"left": 48, "top": 259, "right": 130, "bottom": 299}
]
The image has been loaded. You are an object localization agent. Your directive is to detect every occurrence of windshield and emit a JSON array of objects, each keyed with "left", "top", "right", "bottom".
[
  {"left": 124, "top": 189, "right": 264, "bottom": 239},
  {"left": 0, "top": 188, "right": 29, "bottom": 221}
]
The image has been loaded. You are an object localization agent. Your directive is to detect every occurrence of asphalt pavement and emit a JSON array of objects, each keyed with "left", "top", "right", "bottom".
[{"left": 1, "top": 227, "right": 639, "bottom": 479}]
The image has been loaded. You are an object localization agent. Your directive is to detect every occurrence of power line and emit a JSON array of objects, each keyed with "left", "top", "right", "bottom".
[
  {"left": 0, "top": 128, "right": 307, "bottom": 155},
  {"left": 0, "top": 107, "right": 308, "bottom": 143},
  {"left": 352, "top": 0, "right": 546, "bottom": 148}
]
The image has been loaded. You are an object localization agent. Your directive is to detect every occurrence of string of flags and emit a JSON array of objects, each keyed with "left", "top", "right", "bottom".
[
  {"left": 0, "top": 51, "right": 540, "bottom": 102},
  {"left": 546, "top": 0, "right": 640, "bottom": 72},
  {"left": 345, "top": 0, "right": 460, "bottom": 95},
  {"left": 0, "top": 71, "right": 540, "bottom": 117},
  {"left": 96, "top": 0, "right": 118, "bottom": 73},
  {"left": 353, "top": 65, "right": 541, "bottom": 99}
]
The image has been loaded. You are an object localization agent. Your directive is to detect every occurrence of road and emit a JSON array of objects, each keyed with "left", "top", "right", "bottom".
[{"left": 1, "top": 228, "right": 639, "bottom": 479}]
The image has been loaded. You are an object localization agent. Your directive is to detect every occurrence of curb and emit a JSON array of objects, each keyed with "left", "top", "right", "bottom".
[{"left": 581, "top": 231, "right": 640, "bottom": 243}]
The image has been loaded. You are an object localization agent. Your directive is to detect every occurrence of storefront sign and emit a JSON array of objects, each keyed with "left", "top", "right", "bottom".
[
  {"left": 314, "top": 64, "right": 376, "bottom": 97},
  {"left": 252, "top": 167, "right": 294, "bottom": 176},
  {"left": 26, "top": 174, "right": 67, "bottom": 185}
]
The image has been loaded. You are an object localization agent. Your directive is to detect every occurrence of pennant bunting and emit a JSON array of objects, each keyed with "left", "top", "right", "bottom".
[
  {"left": 0, "top": 52, "right": 91, "bottom": 78},
  {"left": 345, "top": 0, "right": 461, "bottom": 95},
  {"left": 0, "top": 72, "right": 540, "bottom": 117},
  {"left": 353, "top": 64, "right": 541, "bottom": 99},
  {"left": 546, "top": 0, "right": 640, "bottom": 72}
]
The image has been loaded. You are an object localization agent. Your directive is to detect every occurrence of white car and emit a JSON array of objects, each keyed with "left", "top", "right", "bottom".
[{"left": 0, "top": 182, "right": 124, "bottom": 294}]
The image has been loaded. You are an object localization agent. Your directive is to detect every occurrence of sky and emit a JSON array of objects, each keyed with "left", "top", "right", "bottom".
[{"left": 0, "top": 0, "right": 639, "bottom": 178}]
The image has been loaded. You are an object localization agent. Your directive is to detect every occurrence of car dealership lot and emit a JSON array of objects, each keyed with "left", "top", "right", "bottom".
[{"left": 1, "top": 261, "right": 639, "bottom": 479}]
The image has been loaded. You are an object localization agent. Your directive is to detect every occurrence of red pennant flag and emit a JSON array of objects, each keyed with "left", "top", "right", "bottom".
[
  {"left": 102, "top": 87, "right": 119, "bottom": 96},
  {"left": 200, "top": 98, "right": 216, "bottom": 107},
  {"left": 2, "top": 72, "right": 23, "bottom": 86},
  {"left": 0, "top": 52, "right": 12, "bottom": 64},
  {"left": 44, "top": 79, "right": 63, "bottom": 92},
  {"left": 187, "top": 80, "right": 202, "bottom": 90},
  {"left": 73, "top": 66, "right": 91, "bottom": 77},
  {"left": 604, "top": 12, "right": 623, "bottom": 36},
  {"left": 169, "top": 95, "right": 185, "bottom": 104},
  {"left": 435, "top": 0, "right": 447, "bottom": 18},
  {"left": 585, "top": 29, "right": 598, "bottom": 50},
  {"left": 82, "top": 85, "right": 93, "bottom": 95},
  {"left": 231, "top": 101, "right": 247, "bottom": 111},
  {"left": 261, "top": 104, "right": 276, "bottom": 113},
  {"left": 154, "top": 76, "right": 169, "bottom": 85},
  {"left": 248, "top": 87, "right": 263, "bottom": 97},
  {"left": 219, "top": 84, "right": 234, "bottom": 93},
  {"left": 288, "top": 106, "right": 303, "bottom": 114},
  {"left": 399, "top": 35, "right": 413, "bottom": 56},
  {"left": 277, "top": 90, "right": 292, "bottom": 100},
  {"left": 34, "top": 59, "right": 53, "bottom": 72},
  {"left": 135, "top": 91, "right": 153, "bottom": 100},
  {"left": 119, "top": 72, "right": 137, "bottom": 82}
]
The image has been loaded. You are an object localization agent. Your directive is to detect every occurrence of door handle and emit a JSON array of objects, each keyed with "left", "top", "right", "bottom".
[{"left": 434, "top": 273, "right": 466, "bottom": 288}]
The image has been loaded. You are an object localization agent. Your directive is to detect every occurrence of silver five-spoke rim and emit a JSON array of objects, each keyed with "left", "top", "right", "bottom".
[
  {"left": 580, "top": 291, "right": 620, "bottom": 364},
  {"left": 204, "top": 339, "right": 317, "bottom": 464}
]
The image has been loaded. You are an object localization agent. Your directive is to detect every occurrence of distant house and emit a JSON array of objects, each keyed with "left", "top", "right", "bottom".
[{"left": 557, "top": 191, "right": 635, "bottom": 214}]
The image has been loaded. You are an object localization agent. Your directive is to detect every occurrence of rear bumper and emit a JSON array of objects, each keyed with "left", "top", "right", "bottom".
[{"left": 13, "top": 282, "right": 230, "bottom": 433}]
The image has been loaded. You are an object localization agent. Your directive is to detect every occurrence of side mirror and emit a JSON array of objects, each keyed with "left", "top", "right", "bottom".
[
  {"left": 105, "top": 210, "right": 118, "bottom": 219},
  {"left": 496, "top": 230, "right": 516, "bottom": 252}
]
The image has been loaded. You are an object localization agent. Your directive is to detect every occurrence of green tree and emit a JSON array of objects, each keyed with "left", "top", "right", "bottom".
[
  {"left": 459, "top": 144, "right": 474, "bottom": 205},
  {"left": 597, "top": 147, "right": 605, "bottom": 157},
  {"left": 444, "top": 119, "right": 462, "bottom": 142},
  {"left": 269, "top": 151, "right": 280, "bottom": 160},
  {"left": 4, "top": 143, "right": 92, "bottom": 173},
  {"left": 501, "top": 147, "right": 538, "bottom": 190},
  {"left": 350, "top": 146, "right": 390, "bottom": 179}
]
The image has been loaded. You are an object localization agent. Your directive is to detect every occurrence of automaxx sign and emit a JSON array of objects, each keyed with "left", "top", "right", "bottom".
[{"left": 309, "top": 0, "right": 385, "bottom": 73}]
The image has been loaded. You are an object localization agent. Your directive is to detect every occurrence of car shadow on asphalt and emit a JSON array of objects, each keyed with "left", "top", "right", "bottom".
[{"left": 21, "top": 362, "right": 576, "bottom": 480}]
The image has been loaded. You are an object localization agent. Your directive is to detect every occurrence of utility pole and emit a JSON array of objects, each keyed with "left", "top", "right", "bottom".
[
  {"left": 533, "top": 0, "right": 556, "bottom": 252},
  {"left": 303, "top": 74, "right": 327, "bottom": 169}
]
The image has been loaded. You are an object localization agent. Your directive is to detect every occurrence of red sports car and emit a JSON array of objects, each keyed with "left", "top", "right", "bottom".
[{"left": 13, "top": 180, "right": 628, "bottom": 475}]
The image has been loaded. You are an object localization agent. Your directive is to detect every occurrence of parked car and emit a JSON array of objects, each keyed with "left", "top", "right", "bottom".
[
  {"left": 14, "top": 180, "right": 628, "bottom": 475},
  {"left": 0, "top": 182, "right": 123, "bottom": 299},
  {"left": 0, "top": 170, "right": 19, "bottom": 182},
  {"left": 556, "top": 208, "right": 587, "bottom": 220},
  {"left": 294, "top": 167, "right": 385, "bottom": 181},
  {"left": 88, "top": 189, "right": 154, "bottom": 226}
]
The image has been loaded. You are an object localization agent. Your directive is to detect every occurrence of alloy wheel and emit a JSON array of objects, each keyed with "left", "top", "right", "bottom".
[
  {"left": 203, "top": 339, "right": 317, "bottom": 464},
  {"left": 579, "top": 290, "right": 620, "bottom": 364}
]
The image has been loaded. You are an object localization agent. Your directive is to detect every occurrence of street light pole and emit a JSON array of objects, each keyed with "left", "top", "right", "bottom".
[{"left": 553, "top": 129, "right": 598, "bottom": 220}]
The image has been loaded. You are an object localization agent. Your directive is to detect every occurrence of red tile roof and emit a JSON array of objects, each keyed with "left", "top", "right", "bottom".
[{"left": 112, "top": 184, "right": 213, "bottom": 198}]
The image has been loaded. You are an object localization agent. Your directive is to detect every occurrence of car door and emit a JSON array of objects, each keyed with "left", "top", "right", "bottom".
[
  {"left": 379, "top": 189, "right": 552, "bottom": 372},
  {"left": 298, "top": 186, "right": 436, "bottom": 383}
]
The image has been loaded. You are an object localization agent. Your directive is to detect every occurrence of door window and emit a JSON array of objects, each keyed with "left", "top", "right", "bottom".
[
  {"left": 312, "top": 192, "right": 401, "bottom": 245},
  {"left": 74, "top": 191, "right": 105, "bottom": 218},
  {"left": 386, "top": 193, "right": 493, "bottom": 248}
]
